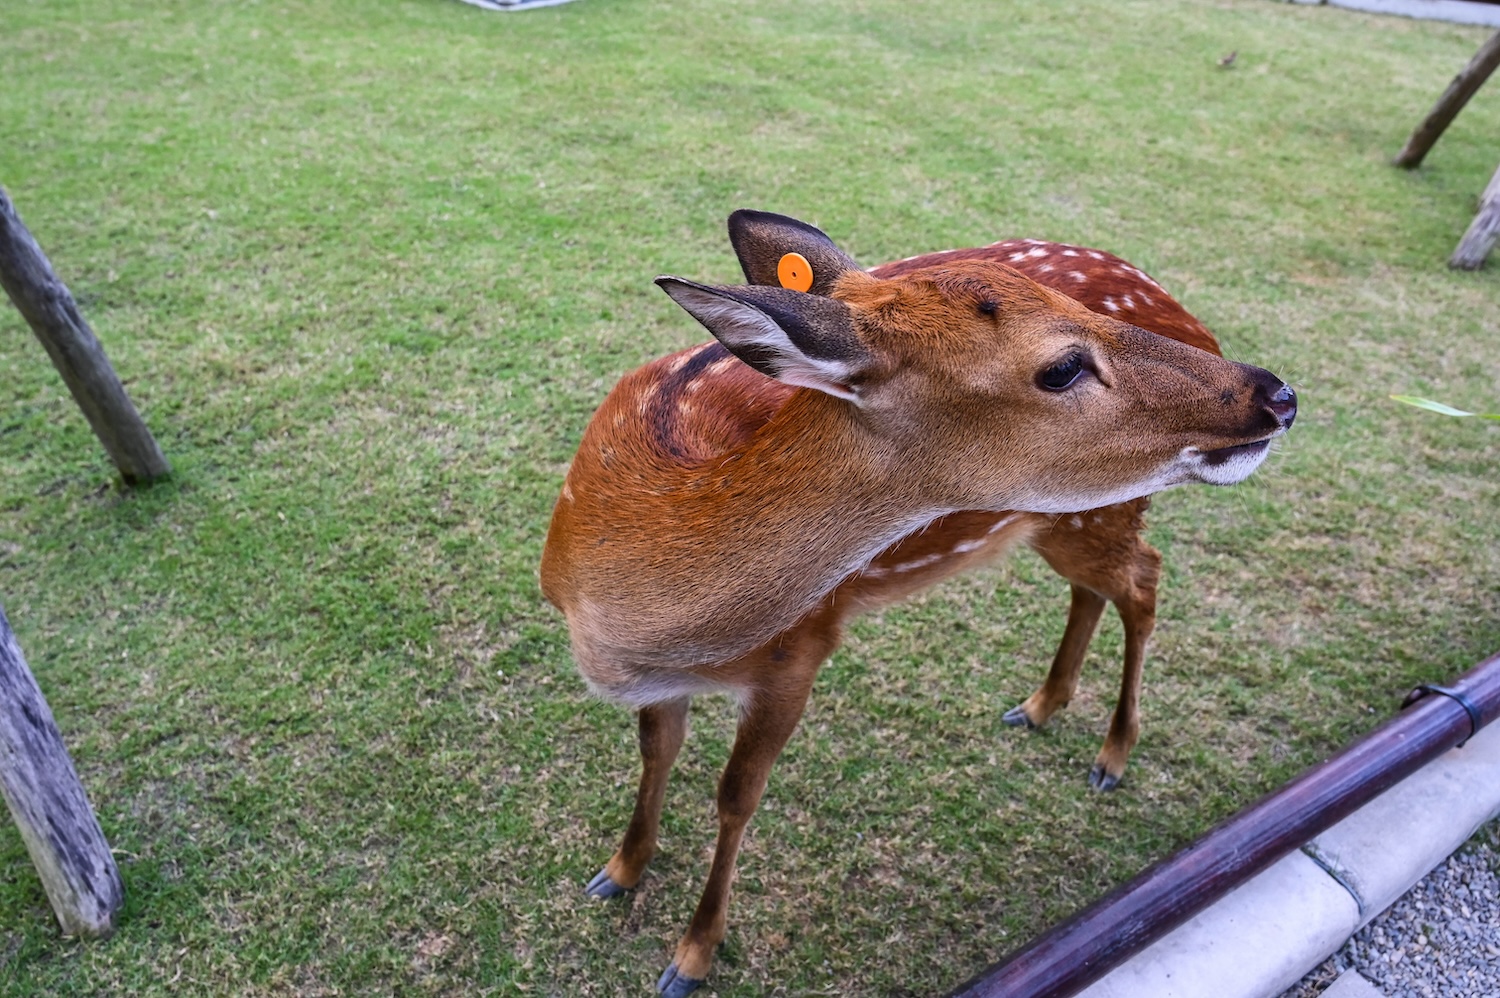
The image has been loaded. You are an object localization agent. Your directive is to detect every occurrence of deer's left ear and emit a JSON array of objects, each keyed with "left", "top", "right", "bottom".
[
  {"left": 727, "top": 210, "right": 862, "bottom": 295},
  {"left": 655, "top": 278, "right": 871, "bottom": 402}
]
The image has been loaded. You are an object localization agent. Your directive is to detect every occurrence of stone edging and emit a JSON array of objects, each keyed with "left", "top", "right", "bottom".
[{"left": 1072, "top": 719, "right": 1500, "bottom": 997}]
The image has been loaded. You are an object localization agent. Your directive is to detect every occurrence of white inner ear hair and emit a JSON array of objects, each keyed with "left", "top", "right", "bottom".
[{"left": 666, "top": 287, "right": 861, "bottom": 403}]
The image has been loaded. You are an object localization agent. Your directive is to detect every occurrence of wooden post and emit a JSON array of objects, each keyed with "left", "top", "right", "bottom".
[
  {"left": 1393, "top": 29, "right": 1500, "bottom": 170},
  {"left": 1450, "top": 160, "right": 1500, "bottom": 270},
  {"left": 0, "top": 186, "right": 170, "bottom": 485},
  {"left": 0, "top": 603, "right": 124, "bottom": 938}
]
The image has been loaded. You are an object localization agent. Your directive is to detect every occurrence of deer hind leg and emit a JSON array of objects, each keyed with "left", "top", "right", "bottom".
[
  {"left": 586, "top": 696, "right": 691, "bottom": 898},
  {"left": 1091, "top": 558, "right": 1157, "bottom": 791},
  {"left": 1019, "top": 508, "right": 1161, "bottom": 791},
  {"left": 656, "top": 619, "right": 836, "bottom": 997}
]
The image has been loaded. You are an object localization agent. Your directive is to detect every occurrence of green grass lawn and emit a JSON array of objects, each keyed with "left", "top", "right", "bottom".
[{"left": 2, "top": 0, "right": 1497, "bottom": 994}]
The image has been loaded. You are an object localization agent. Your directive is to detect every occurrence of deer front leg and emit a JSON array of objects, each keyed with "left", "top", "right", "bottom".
[
  {"left": 656, "top": 643, "right": 827, "bottom": 997},
  {"left": 587, "top": 697, "right": 691, "bottom": 898},
  {"left": 1019, "top": 509, "right": 1160, "bottom": 790},
  {"left": 1002, "top": 583, "right": 1107, "bottom": 730}
]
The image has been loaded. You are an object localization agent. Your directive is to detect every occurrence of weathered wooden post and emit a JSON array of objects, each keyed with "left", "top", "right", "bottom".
[
  {"left": 1393, "top": 29, "right": 1500, "bottom": 170},
  {"left": 0, "top": 603, "right": 125, "bottom": 937},
  {"left": 1450, "top": 161, "right": 1500, "bottom": 270},
  {"left": 0, "top": 186, "right": 170, "bottom": 485}
]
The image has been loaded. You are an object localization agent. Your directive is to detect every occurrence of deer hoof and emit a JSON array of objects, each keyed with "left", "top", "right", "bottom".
[
  {"left": 1088, "top": 764, "right": 1122, "bottom": 792},
  {"left": 1002, "top": 704, "right": 1038, "bottom": 729},
  {"left": 585, "top": 868, "right": 628, "bottom": 898},
  {"left": 656, "top": 962, "right": 703, "bottom": 997}
]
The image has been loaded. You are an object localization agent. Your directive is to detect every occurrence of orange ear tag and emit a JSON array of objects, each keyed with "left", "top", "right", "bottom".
[{"left": 777, "top": 252, "right": 814, "bottom": 292}]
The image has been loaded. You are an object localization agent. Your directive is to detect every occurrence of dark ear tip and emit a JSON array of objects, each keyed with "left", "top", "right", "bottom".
[
  {"left": 728, "top": 208, "right": 802, "bottom": 233},
  {"left": 655, "top": 276, "right": 716, "bottom": 301},
  {"left": 727, "top": 209, "right": 770, "bottom": 241}
]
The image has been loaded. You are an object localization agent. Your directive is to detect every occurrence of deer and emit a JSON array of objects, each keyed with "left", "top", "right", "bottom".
[
  {"left": 539, "top": 210, "right": 1295, "bottom": 997},
  {"left": 760, "top": 217, "right": 1221, "bottom": 794}
]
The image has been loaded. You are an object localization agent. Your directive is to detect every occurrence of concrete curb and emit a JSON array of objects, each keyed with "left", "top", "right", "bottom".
[
  {"left": 1290, "top": 0, "right": 1500, "bottom": 28},
  {"left": 1073, "top": 719, "right": 1500, "bottom": 998}
]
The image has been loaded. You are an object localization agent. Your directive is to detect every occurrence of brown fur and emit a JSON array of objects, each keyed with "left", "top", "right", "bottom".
[{"left": 540, "top": 217, "right": 1294, "bottom": 993}]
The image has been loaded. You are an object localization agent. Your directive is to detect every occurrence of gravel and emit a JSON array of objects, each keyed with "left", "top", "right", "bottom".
[{"left": 1281, "top": 819, "right": 1500, "bottom": 998}]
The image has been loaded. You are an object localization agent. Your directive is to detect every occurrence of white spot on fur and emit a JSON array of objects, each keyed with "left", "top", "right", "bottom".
[
  {"left": 1070, "top": 271, "right": 1087, "bottom": 282},
  {"left": 1103, "top": 297, "right": 1120, "bottom": 312},
  {"left": 1069, "top": 515, "right": 1083, "bottom": 528},
  {"left": 953, "top": 538, "right": 987, "bottom": 554},
  {"left": 562, "top": 483, "right": 574, "bottom": 502},
  {"left": 894, "top": 553, "right": 944, "bottom": 573},
  {"left": 986, "top": 512, "right": 1023, "bottom": 534},
  {"left": 1010, "top": 252, "right": 1027, "bottom": 263},
  {"left": 1122, "top": 294, "right": 1136, "bottom": 309},
  {"left": 1122, "top": 266, "right": 1164, "bottom": 291},
  {"left": 1088, "top": 250, "right": 1105, "bottom": 260},
  {"left": 1038, "top": 263, "right": 1055, "bottom": 273},
  {"left": 1027, "top": 247, "right": 1049, "bottom": 259},
  {"left": 706, "top": 357, "right": 737, "bottom": 376},
  {"left": 1062, "top": 248, "right": 1079, "bottom": 257}
]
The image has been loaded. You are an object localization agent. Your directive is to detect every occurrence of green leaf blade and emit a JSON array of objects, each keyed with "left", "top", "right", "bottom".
[{"left": 1391, "top": 395, "right": 1484, "bottom": 418}]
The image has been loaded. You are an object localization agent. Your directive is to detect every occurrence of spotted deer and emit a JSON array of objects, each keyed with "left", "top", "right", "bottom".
[
  {"left": 760, "top": 216, "right": 1220, "bottom": 793},
  {"left": 540, "top": 211, "right": 1295, "bottom": 996}
]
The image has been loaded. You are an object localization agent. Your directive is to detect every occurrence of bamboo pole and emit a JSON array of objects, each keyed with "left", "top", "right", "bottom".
[
  {"left": 0, "top": 186, "right": 170, "bottom": 485},
  {"left": 1393, "top": 30, "right": 1500, "bottom": 170},
  {"left": 0, "top": 603, "right": 125, "bottom": 937}
]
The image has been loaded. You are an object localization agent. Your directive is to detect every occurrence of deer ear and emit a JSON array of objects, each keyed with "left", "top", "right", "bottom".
[
  {"left": 655, "top": 278, "right": 871, "bottom": 402},
  {"left": 727, "top": 210, "right": 862, "bottom": 295}
]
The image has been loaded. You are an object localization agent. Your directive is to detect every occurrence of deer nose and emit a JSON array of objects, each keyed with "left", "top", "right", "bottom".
[{"left": 1268, "top": 383, "right": 1297, "bottom": 430}]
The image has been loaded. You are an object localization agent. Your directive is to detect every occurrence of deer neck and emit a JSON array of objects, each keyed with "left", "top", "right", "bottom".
[{"left": 563, "top": 390, "right": 955, "bottom": 673}]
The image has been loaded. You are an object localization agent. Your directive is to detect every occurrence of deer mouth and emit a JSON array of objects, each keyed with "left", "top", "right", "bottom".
[
  {"left": 1200, "top": 438, "right": 1271, "bottom": 467},
  {"left": 1179, "top": 431, "right": 1282, "bottom": 487}
]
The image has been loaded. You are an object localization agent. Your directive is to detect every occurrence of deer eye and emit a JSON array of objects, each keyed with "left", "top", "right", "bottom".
[{"left": 1038, "top": 353, "right": 1086, "bottom": 391}]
